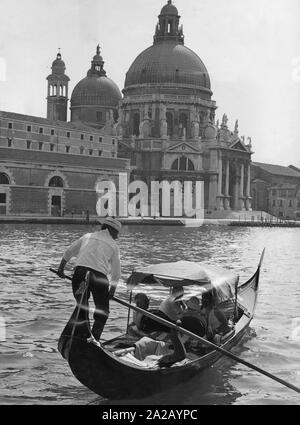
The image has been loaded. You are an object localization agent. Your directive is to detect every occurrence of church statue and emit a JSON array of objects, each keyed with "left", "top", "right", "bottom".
[
  {"left": 191, "top": 121, "right": 199, "bottom": 139},
  {"left": 222, "top": 114, "right": 228, "bottom": 127},
  {"left": 234, "top": 120, "right": 239, "bottom": 134}
]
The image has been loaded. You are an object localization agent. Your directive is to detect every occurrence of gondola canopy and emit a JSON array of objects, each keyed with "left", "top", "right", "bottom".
[{"left": 127, "top": 261, "right": 239, "bottom": 301}]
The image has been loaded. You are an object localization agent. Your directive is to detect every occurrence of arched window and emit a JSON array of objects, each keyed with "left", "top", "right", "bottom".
[
  {"left": 166, "top": 112, "right": 174, "bottom": 137},
  {"left": 133, "top": 113, "right": 140, "bottom": 137},
  {"left": 179, "top": 113, "right": 188, "bottom": 137},
  {"left": 0, "top": 173, "right": 10, "bottom": 185},
  {"left": 171, "top": 157, "right": 195, "bottom": 172},
  {"left": 49, "top": 176, "right": 64, "bottom": 188},
  {"left": 187, "top": 159, "right": 195, "bottom": 171},
  {"left": 171, "top": 159, "right": 179, "bottom": 170}
]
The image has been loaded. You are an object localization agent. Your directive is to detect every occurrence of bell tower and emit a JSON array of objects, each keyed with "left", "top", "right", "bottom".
[{"left": 46, "top": 51, "right": 70, "bottom": 122}]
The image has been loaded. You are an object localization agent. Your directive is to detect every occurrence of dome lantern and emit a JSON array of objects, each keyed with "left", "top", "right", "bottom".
[
  {"left": 154, "top": 1, "right": 184, "bottom": 44},
  {"left": 88, "top": 45, "right": 106, "bottom": 77}
]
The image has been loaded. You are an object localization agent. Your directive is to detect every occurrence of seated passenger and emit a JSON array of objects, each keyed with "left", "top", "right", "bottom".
[
  {"left": 183, "top": 296, "right": 201, "bottom": 318},
  {"left": 128, "top": 292, "right": 150, "bottom": 336},
  {"left": 132, "top": 293, "right": 150, "bottom": 329},
  {"left": 158, "top": 286, "right": 186, "bottom": 322},
  {"left": 200, "top": 291, "right": 232, "bottom": 341}
]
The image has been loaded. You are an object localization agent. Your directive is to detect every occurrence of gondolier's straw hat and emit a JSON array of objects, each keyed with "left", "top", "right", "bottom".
[{"left": 99, "top": 217, "right": 122, "bottom": 232}]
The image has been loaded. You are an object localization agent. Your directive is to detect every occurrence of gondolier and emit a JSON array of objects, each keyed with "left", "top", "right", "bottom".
[{"left": 57, "top": 217, "right": 122, "bottom": 341}]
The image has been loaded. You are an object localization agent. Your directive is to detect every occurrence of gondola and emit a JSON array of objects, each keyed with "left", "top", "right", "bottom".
[{"left": 57, "top": 252, "right": 264, "bottom": 400}]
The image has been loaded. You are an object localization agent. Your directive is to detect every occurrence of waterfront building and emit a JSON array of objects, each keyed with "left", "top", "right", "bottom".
[
  {"left": 268, "top": 184, "right": 300, "bottom": 220},
  {"left": 251, "top": 162, "right": 300, "bottom": 219},
  {"left": 116, "top": 1, "right": 253, "bottom": 214},
  {"left": 0, "top": 50, "right": 130, "bottom": 217}
]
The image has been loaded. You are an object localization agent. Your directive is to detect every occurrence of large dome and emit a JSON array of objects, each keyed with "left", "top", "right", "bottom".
[
  {"left": 71, "top": 76, "right": 121, "bottom": 107},
  {"left": 124, "top": 41, "right": 211, "bottom": 91}
]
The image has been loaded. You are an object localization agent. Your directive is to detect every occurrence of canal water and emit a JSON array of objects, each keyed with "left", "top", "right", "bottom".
[{"left": 0, "top": 223, "right": 299, "bottom": 405}]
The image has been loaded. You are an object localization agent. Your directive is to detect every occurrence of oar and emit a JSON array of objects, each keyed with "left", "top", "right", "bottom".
[
  {"left": 50, "top": 268, "right": 72, "bottom": 281},
  {"left": 49, "top": 269, "right": 300, "bottom": 395},
  {"left": 112, "top": 295, "right": 300, "bottom": 395}
]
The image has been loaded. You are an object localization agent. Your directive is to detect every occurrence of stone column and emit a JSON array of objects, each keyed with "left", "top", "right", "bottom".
[
  {"left": 218, "top": 157, "right": 223, "bottom": 196},
  {"left": 239, "top": 163, "right": 245, "bottom": 210},
  {"left": 208, "top": 175, "right": 218, "bottom": 211},
  {"left": 217, "top": 156, "right": 224, "bottom": 210},
  {"left": 160, "top": 104, "right": 167, "bottom": 139},
  {"left": 224, "top": 160, "right": 231, "bottom": 210},
  {"left": 245, "top": 162, "right": 252, "bottom": 211}
]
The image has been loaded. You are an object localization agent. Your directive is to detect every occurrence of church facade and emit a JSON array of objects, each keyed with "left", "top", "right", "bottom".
[{"left": 116, "top": 1, "right": 253, "bottom": 213}]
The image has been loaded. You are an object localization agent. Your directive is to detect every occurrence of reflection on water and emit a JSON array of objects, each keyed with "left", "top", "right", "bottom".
[{"left": 0, "top": 224, "right": 299, "bottom": 405}]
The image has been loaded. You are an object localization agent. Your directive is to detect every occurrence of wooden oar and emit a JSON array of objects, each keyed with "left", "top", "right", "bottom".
[
  {"left": 112, "top": 295, "right": 300, "bottom": 395},
  {"left": 49, "top": 268, "right": 300, "bottom": 395}
]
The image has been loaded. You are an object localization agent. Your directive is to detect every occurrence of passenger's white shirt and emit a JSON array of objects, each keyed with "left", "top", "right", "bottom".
[{"left": 63, "top": 230, "right": 121, "bottom": 284}]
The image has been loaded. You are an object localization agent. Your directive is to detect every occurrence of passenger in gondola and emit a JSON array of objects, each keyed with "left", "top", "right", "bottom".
[
  {"left": 200, "top": 291, "right": 232, "bottom": 341},
  {"left": 128, "top": 293, "right": 150, "bottom": 336},
  {"left": 183, "top": 296, "right": 201, "bottom": 318},
  {"left": 158, "top": 286, "right": 186, "bottom": 322}
]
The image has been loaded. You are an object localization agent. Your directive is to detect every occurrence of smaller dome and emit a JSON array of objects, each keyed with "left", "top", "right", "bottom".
[
  {"left": 71, "top": 76, "right": 122, "bottom": 108},
  {"left": 160, "top": 1, "right": 178, "bottom": 16}
]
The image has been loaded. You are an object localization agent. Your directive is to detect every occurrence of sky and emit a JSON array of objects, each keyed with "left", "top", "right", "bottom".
[{"left": 0, "top": 0, "right": 299, "bottom": 166}]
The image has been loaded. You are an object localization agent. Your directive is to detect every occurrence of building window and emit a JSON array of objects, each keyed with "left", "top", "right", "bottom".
[
  {"left": 171, "top": 157, "right": 195, "bottom": 172},
  {"left": 112, "top": 139, "right": 115, "bottom": 145},
  {"left": 272, "top": 200, "right": 276, "bottom": 207},
  {"left": 39, "top": 127, "right": 43, "bottom": 134},
  {"left": 0, "top": 173, "right": 10, "bottom": 185},
  {"left": 80, "top": 147, "right": 84, "bottom": 155},
  {"left": 49, "top": 176, "right": 64, "bottom": 188},
  {"left": 298, "top": 200, "right": 300, "bottom": 208},
  {"left": 89, "top": 149, "right": 93, "bottom": 156},
  {"left": 99, "top": 137, "right": 103, "bottom": 143},
  {"left": 96, "top": 111, "right": 103, "bottom": 122},
  {"left": 8, "top": 122, "right": 13, "bottom": 129},
  {"left": 39, "top": 142, "right": 43, "bottom": 150},
  {"left": 0, "top": 193, "right": 6, "bottom": 204},
  {"left": 66, "top": 146, "right": 70, "bottom": 153},
  {"left": 51, "top": 129, "right": 55, "bottom": 136},
  {"left": 279, "top": 190, "right": 286, "bottom": 197},
  {"left": 81, "top": 134, "right": 84, "bottom": 140},
  {"left": 289, "top": 200, "right": 292, "bottom": 207},
  {"left": 98, "top": 150, "right": 102, "bottom": 157},
  {"left": 67, "top": 132, "right": 70, "bottom": 138},
  {"left": 27, "top": 125, "right": 31, "bottom": 132},
  {"left": 90, "top": 136, "right": 93, "bottom": 142},
  {"left": 50, "top": 144, "right": 55, "bottom": 152},
  {"left": 171, "top": 159, "right": 179, "bottom": 170},
  {"left": 279, "top": 200, "right": 283, "bottom": 207},
  {"left": 27, "top": 140, "right": 31, "bottom": 149},
  {"left": 7, "top": 138, "right": 12, "bottom": 147},
  {"left": 166, "top": 112, "right": 174, "bottom": 137}
]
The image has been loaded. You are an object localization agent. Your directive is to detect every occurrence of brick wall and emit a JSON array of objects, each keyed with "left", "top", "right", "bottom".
[
  {"left": 10, "top": 187, "right": 48, "bottom": 214},
  {"left": 64, "top": 190, "right": 97, "bottom": 215}
]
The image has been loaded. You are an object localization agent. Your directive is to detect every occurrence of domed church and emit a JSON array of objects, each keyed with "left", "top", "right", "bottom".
[
  {"left": 117, "top": 1, "right": 253, "bottom": 213},
  {"left": 70, "top": 46, "right": 122, "bottom": 129}
]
